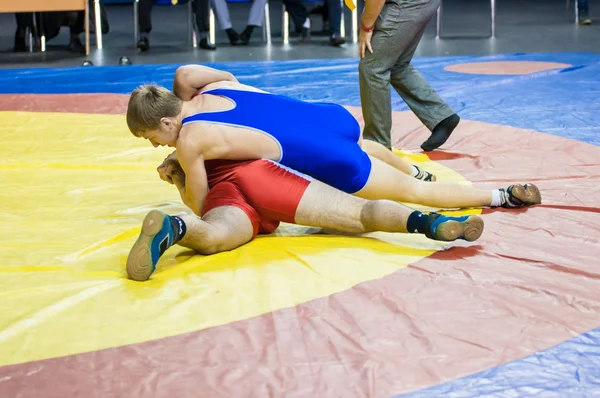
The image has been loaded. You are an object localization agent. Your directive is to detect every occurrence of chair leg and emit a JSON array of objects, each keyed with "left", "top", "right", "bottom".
[
  {"left": 40, "top": 15, "right": 46, "bottom": 52},
  {"left": 189, "top": 0, "right": 197, "bottom": 47},
  {"left": 94, "top": 0, "right": 103, "bottom": 49},
  {"left": 31, "top": 12, "right": 46, "bottom": 52},
  {"left": 282, "top": 4, "right": 289, "bottom": 44},
  {"left": 351, "top": 7, "right": 357, "bottom": 42},
  {"left": 436, "top": 4, "right": 441, "bottom": 38},
  {"left": 134, "top": 0, "right": 139, "bottom": 46},
  {"left": 490, "top": 0, "right": 495, "bottom": 37},
  {"left": 340, "top": 0, "right": 345, "bottom": 38},
  {"left": 26, "top": 26, "right": 33, "bottom": 53},
  {"left": 85, "top": 4, "right": 90, "bottom": 55},
  {"left": 263, "top": 3, "right": 271, "bottom": 44},
  {"left": 210, "top": 8, "right": 216, "bottom": 44}
]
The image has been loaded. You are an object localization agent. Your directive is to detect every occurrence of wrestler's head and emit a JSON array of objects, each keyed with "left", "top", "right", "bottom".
[{"left": 126, "top": 84, "right": 182, "bottom": 147}]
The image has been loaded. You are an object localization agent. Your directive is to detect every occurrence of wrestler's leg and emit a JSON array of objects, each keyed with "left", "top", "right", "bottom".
[
  {"left": 295, "top": 179, "right": 483, "bottom": 240},
  {"left": 176, "top": 206, "right": 254, "bottom": 254},
  {"left": 355, "top": 156, "right": 541, "bottom": 209},
  {"left": 361, "top": 139, "right": 413, "bottom": 174},
  {"left": 126, "top": 205, "right": 253, "bottom": 281},
  {"left": 360, "top": 139, "right": 435, "bottom": 181}
]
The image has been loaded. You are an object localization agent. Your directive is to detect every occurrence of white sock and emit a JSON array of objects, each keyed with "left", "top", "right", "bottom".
[
  {"left": 490, "top": 189, "right": 502, "bottom": 207},
  {"left": 303, "top": 18, "right": 311, "bottom": 28},
  {"left": 410, "top": 165, "right": 420, "bottom": 177}
]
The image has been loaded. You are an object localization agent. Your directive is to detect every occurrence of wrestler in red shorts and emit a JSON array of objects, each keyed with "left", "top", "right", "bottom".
[{"left": 126, "top": 156, "right": 489, "bottom": 281}]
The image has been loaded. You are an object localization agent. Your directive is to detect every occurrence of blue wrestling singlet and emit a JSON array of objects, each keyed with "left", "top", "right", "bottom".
[{"left": 181, "top": 88, "right": 372, "bottom": 193}]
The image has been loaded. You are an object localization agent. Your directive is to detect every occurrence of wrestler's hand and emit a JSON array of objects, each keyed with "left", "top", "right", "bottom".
[
  {"left": 158, "top": 162, "right": 185, "bottom": 185},
  {"left": 157, "top": 151, "right": 180, "bottom": 183},
  {"left": 157, "top": 164, "right": 174, "bottom": 184},
  {"left": 160, "top": 150, "right": 179, "bottom": 168},
  {"left": 359, "top": 29, "right": 373, "bottom": 59}
]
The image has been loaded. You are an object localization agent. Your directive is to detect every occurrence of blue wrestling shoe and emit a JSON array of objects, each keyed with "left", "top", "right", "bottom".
[
  {"left": 126, "top": 210, "right": 177, "bottom": 281},
  {"left": 425, "top": 213, "right": 484, "bottom": 242}
]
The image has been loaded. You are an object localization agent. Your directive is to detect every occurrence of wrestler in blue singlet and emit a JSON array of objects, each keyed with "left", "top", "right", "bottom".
[{"left": 181, "top": 88, "right": 372, "bottom": 194}]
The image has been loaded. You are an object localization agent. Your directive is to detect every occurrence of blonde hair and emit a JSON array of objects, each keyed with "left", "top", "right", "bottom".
[{"left": 126, "top": 84, "right": 182, "bottom": 136}]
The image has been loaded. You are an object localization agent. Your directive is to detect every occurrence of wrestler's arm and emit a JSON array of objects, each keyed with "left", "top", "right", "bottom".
[
  {"left": 173, "top": 64, "right": 238, "bottom": 101},
  {"left": 170, "top": 166, "right": 192, "bottom": 208},
  {"left": 361, "top": 0, "right": 386, "bottom": 27},
  {"left": 175, "top": 134, "right": 209, "bottom": 216}
]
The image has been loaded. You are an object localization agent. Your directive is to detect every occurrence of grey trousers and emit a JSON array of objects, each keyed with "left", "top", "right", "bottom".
[
  {"left": 359, "top": 0, "right": 455, "bottom": 149},
  {"left": 211, "top": 0, "right": 268, "bottom": 29}
]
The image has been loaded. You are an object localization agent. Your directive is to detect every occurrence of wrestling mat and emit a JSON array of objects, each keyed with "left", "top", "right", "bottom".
[{"left": 0, "top": 52, "right": 599, "bottom": 397}]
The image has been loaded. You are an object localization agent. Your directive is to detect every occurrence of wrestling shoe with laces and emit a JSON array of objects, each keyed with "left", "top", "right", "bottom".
[
  {"left": 413, "top": 165, "right": 437, "bottom": 182},
  {"left": 126, "top": 210, "right": 184, "bottom": 281},
  {"left": 499, "top": 184, "right": 542, "bottom": 208},
  {"left": 425, "top": 213, "right": 484, "bottom": 242}
]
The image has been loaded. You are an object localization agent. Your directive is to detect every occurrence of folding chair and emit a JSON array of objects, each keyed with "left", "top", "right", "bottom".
[
  {"left": 566, "top": 0, "right": 580, "bottom": 23},
  {"left": 134, "top": 0, "right": 199, "bottom": 47},
  {"left": 0, "top": 0, "right": 98, "bottom": 55},
  {"left": 282, "top": 0, "right": 357, "bottom": 44},
  {"left": 208, "top": 0, "right": 272, "bottom": 45}
]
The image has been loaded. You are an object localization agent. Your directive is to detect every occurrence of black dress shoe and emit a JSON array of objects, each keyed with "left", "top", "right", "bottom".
[
  {"left": 226, "top": 28, "right": 240, "bottom": 46},
  {"left": 240, "top": 25, "right": 256, "bottom": 45},
  {"left": 68, "top": 37, "right": 86, "bottom": 53},
  {"left": 301, "top": 26, "right": 310, "bottom": 40},
  {"left": 421, "top": 114, "right": 460, "bottom": 152},
  {"left": 329, "top": 35, "right": 345, "bottom": 46},
  {"left": 199, "top": 38, "right": 217, "bottom": 50},
  {"left": 137, "top": 37, "right": 149, "bottom": 52}
]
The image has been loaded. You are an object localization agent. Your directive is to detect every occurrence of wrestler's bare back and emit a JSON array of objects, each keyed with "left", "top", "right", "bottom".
[{"left": 176, "top": 81, "right": 282, "bottom": 162}]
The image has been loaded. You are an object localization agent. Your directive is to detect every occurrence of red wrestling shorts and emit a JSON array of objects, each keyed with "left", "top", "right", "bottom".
[{"left": 202, "top": 159, "right": 312, "bottom": 238}]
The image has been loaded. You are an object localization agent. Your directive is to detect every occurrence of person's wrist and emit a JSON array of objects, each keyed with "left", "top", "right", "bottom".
[{"left": 360, "top": 21, "right": 374, "bottom": 32}]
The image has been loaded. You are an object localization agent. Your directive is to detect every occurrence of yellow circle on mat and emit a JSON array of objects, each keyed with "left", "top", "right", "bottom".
[{"left": 0, "top": 111, "right": 480, "bottom": 366}]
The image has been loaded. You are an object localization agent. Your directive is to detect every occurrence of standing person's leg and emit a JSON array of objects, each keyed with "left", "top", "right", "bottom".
[
  {"left": 14, "top": 13, "right": 33, "bottom": 52},
  {"left": 240, "top": 0, "right": 268, "bottom": 44},
  {"left": 359, "top": 0, "right": 457, "bottom": 151},
  {"left": 193, "top": 0, "right": 217, "bottom": 49},
  {"left": 137, "top": 0, "right": 153, "bottom": 51},
  {"left": 67, "top": 11, "right": 85, "bottom": 53},
  {"left": 359, "top": 2, "right": 413, "bottom": 150},
  {"left": 282, "top": 0, "right": 310, "bottom": 38},
  {"left": 388, "top": 0, "right": 458, "bottom": 151},
  {"left": 578, "top": 0, "right": 591, "bottom": 23},
  {"left": 325, "top": 0, "right": 344, "bottom": 45},
  {"left": 211, "top": 0, "right": 240, "bottom": 45}
]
